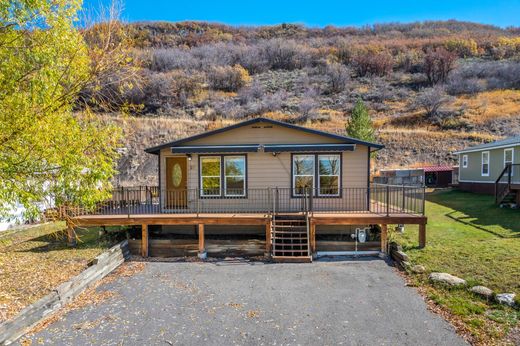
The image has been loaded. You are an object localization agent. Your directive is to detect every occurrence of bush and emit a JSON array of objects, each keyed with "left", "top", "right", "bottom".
[
  {"left": 325, "top": 62, "right": 350, "bottom": 93},
  {"left": 353, "top": 48, "right": 394, "bottom": 77},
  {"left": 260, "top": 38, "right": 311, "bottom": 70},
  {"left": 423, "top": 47, "right": 457, "bottom": 85},
  {"left": 444, "top": 38, "right": 479, "bottom": 58},
  {"left": 141, "top": 70, "right": 203, "bottom": 112},
  {"left": 207, "top": 64, "right": 251, "bottom": 92},
  {"left": 150, "top": 48, "right": 200, "bottom": 71},
  {"left": 446, "top": 60, "right": 520, "bottom": 94},
  {"left": 413, "top": 86, "right": 454, "bottom": 120}
]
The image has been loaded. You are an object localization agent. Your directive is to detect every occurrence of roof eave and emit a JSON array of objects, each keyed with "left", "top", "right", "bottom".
[{"left": 144, "top": 117, "right": 385, "bottom": 154}]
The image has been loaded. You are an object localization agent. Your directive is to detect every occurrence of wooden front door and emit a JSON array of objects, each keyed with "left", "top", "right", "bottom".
[{"left": 165, "top": 157, "right": 188, "bottom": 208}]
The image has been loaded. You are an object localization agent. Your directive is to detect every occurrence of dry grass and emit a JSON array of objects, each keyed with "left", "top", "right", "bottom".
[
  {"left": 453, "top": 90, "right": 520, "bottom": 123},
  {"left": 0, "top": 223, "right": 112, "bottom": 323}
]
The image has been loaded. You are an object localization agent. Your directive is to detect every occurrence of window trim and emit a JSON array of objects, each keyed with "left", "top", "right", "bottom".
[
  {"left": 224, "top": 155, "right": 247, "bottom": 197},
  {"left": 292, "top": 154, "right": 316, "bottom": 197},
  {"left": 317, "top": 154, "right": 341, "bottom": 197},
  {"left": 481, "top": 151, "right": 490, "bottom": 177},
  {"left": 504, "top": 148, "right": 514, "bottom": 176},
  {"left": 198, "top": 154, "right": 248, "bottom": 198},
  {"left": 462, "top": 154, "right": 468, "bottom": 168},
  {"left": 290, "top": 152, "right": 343, "bottom": 198}
]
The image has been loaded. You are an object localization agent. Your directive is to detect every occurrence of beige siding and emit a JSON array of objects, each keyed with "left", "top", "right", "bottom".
[
  {"left": 184, "top": 122, "right": 344, "bottom": 145},
  {"left": 158, "top": 121, "right": 370, "bottom": 211}
]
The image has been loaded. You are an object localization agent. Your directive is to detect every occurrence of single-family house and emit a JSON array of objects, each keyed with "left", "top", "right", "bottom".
[
  {"left": 454, "top": 136, "right": 520, "bottom": 205},
  {"left": 69, "top": 117, "right": 427, "bottom": 261}
]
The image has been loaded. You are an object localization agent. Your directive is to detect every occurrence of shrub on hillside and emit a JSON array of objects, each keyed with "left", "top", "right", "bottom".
[
  {"left": 446, "top": 60, "right": 520, "bottom": 94},
  {"left": 352, "top": 48, "right": 394, "bottom": 77},
  {"left": 413, "top": 86, "right": 454, "bottom": 121},
  {"left": 422, "top": 47, "right": 457, "bottom": 85},
  {"left": 324, "top": 62, "right": 350, "bottom": 93},
  {"left": 150, "top": 48, "right": 201, "bottom": 71},
  {"left": 260, "top": 38, "right": 312, "bottom": 70},
  {"left": 207, "top": 65, "right": 251, "bottom": 92},
  {"left": 141, "top": 70, "right": 203, "bottom": 112}
]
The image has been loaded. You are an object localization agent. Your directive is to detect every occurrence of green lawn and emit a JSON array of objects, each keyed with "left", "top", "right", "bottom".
[{"left": 395, "top": 189, "right": 520, "bottom": 344}]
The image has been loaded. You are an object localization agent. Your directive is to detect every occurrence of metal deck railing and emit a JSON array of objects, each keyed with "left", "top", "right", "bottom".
[{"left": 65, "top": 185, "right": 426, "bottom": 217}]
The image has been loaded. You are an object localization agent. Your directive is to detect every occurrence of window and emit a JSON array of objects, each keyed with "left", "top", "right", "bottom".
[
  {"left": 293, "top": 155, "right": 315, "bottom": 196},
  {"left": 504, "top": 148, "right": 514, "bottom": 176},
  {"left": 224, "top": 156, "right": 246, "bottom": 196},
  {"left": 200, "top": 156, "right": 221, "bottom": 196},
  {"left": 481, "top": 151, "right": 489, "bottom": 176},
  {"left": 462, "top": 155, "right": 468, "bottom": 168},
  {"left": 292, "top": 153, "right": 342, "bottom": 197},
  {"left": 200, "top": 155, "right": 246, "bottom": 197},
  {"left": 318, "top": 154, "right": 341, "bottom": 196}
]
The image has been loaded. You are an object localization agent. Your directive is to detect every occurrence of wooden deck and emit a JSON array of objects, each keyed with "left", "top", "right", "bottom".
[{"left": 68, "top": 211, "right": 427, "bottom": 259}]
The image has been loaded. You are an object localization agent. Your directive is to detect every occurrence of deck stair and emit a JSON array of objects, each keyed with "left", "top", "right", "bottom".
[{"left": 271, "top": 214, "right": 311, "bottom": 262}]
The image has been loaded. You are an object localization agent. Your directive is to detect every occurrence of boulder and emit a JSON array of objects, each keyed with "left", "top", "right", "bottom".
[
  {"left": 411, "top": 265, "right": 426, "bottom": 274},
  {"left": 495, "top": 293, "right": 516, "bottom": 307},
  {"left": 470, "top": 286, "right": 494, "bottom": 299},
  {"left": 429, "top": 272, "right": 466, "bottom": 286}
]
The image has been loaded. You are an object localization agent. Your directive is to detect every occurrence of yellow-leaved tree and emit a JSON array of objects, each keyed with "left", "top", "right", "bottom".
[{"left": 0, "top": 0, "right": 122, "bottom": 219}]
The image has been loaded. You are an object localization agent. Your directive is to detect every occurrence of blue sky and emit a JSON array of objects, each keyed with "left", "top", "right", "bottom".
[{"left": 83, "top": 0, "right": 520, "bottom": 28}]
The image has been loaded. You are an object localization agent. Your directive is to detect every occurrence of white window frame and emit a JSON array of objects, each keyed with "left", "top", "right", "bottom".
[
  {"left": 200, "top": 156, "right": 222, "bottom": 197},
  {"left": 292, "top": 154, "right": 315, "bottom": 196},
  {"left": 462, "top": 154, "right": 468, "bottom": 168},
  {"left": 481, "top": 151, "right": 490, "bottom": 177},
  {"left": 224, "top": 156, "right": 246, "bottom": 197},
  {"left": 504, "top": 148, "right": 514, "bottom": 176},
  {"left": 317, "top": 154, "right": 341, "bottom": 196}
]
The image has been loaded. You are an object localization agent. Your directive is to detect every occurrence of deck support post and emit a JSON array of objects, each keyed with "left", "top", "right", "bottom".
[
  {"left": 309, "top": 221, "right": 316, "bottom": 256},
  {"left": 141, "top": 224, "right": 149, "bottom": 257},
  {"left": 198, "top": 224, "right": 206, "bottom": 259},
  {"left": 265, "top": 221, "right": 272, "bottom": 257},
  {"left": 381, "top": 224, "right": 388, "bottom": 253},
  {"left": 66, "top": 222, "right": 76, "bottom": 247},
  {"left": 419, "top": 224, "right": 426, "bottom": 248}
]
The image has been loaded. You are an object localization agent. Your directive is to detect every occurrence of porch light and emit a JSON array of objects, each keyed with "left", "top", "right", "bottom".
[{"left": 186, "top": 154, "right": 192, "bottom": 161}]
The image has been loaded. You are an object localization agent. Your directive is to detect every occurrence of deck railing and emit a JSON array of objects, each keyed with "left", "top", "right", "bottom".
[
  {"left": 70, "top": 185, "right": 426, "bottom": 217},
  {"left": 495, "top": 164, "right": 520, "bottom": 204}
]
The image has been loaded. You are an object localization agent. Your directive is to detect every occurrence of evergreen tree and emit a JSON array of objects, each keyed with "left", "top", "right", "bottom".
[{"left": 345, "top": 99, "right": 376, "bottom": 142}]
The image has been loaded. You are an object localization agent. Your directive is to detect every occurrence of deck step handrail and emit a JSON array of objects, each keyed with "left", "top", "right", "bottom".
[{"left": 495, "top": 163, "right": 520, "bottom": 204}]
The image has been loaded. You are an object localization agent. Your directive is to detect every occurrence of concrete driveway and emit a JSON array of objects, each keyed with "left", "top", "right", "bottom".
[{"left": 29, "top": 258, "right": 466, "bottom": 345}]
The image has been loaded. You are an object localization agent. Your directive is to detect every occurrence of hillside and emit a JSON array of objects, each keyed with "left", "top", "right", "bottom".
[{"left": 80, "top": 21, "right": 520, "bottom": 185}]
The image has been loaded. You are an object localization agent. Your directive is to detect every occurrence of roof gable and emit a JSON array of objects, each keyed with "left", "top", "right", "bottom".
[{"left": 145, "top": 117, "right": 383, "bottom": 154}]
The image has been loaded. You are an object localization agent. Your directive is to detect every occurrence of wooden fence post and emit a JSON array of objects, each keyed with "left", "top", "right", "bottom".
[
  {"left": 265, "top": 221, "right": 272, "bottom": 256},
  {"left": 419, "top": 224, "right": 426, "bottom": 248},
  {"left": 381, "top": 224, "right": 388, "bottom": 253},
  {"left": 141, "top": 224, "right": 149, "bottom": 257},
  {"left": 198, "top": 224, "right": 206, "bottom": 259}
]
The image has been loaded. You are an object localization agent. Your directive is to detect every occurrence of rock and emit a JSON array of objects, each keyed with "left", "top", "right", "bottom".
[
  {"left": 470, "top": 286, "right": 494, "bottom": 299},
  {"left": 495, "top": 293, "right": 516, "bottom": 307},
  {"left": 429, "top": 272, "right": 466, "bottom": 286},
  {"left": 411, "top": 265, "right": 426, "bottom": 274}
]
